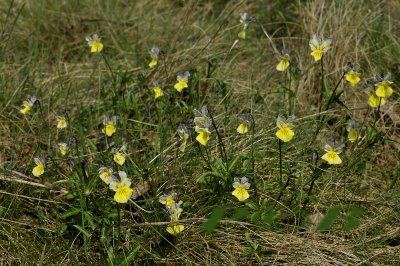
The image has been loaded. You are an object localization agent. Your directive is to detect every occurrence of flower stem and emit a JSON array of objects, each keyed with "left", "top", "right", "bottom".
[
  {"left": 278, "top": 139, "right": 283, "bottom": 188},
  {"left": 209, "top": 111, "right": 228, "bottom": 168},
  {"left": 373, "top": 98, "right": 382, "bottom": 127}
]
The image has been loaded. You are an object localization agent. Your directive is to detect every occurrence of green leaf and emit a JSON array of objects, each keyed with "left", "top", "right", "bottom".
[
  {"left": 202, "top": 207, "right": 228, "bottom": 234},
  {"left": 59, "top": 208, "right": 81, "bottom": 219},
  {"left": 343, "top": 207, "right": 364, "bottom": 231},
  {"left": 118, "top": 245, "right": 141, "bottom": 266},
  {"left": 316, "top": 207, "right": 341, "bottom": 231},
  {"left": 73, "top": 225, "right": 92, "bottom": 238}
]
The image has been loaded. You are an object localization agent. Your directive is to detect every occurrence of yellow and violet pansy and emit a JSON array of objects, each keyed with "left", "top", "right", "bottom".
[
  {"left": 85, "top": 34, "right": 103, "bottom": 53},
  {"left": 112, "top": 145, "right": 127, "bottom": 166},
  {"left": 153, "top": 82, "right": 164, "bottom": 99},
  {"left": 166, "top": 201, "right": 185, "bottom": 235},
  {"left": 344, "top": 64, "right": 361, "bottom": 87},
  {"left": 374, "top": 72, "right": 394, "bottom": 98},
  {"left": 232, "top": 176, "right": 250, "bottom": 201},
  {"left": 20, "top": 95, "right": 37, "bottom": 115},
  {"left": 58, "top": 142, "right": 69, "bottom": 156},
  {"left": 98, "top": 166, "right": 113, "bottom": 184},
  {"left": 32, "top": 156, "right": 46, "bottom": 177},
  {"left": 177, "top": 123, "right": 190, "bottom": 152},
  {"left": 194, "top": 106, "right": 211, "bottom": 146},
  {"left": 275, "top": 115, "right": 295, "bottom": 142},
  {"left": 275, "top": 49, "right": 290, "bottom": 72},
  {"left": 148, "top": 47, "right": 160, "bottom": 68},
  {"left": 108, "top": 171, "right": 133, "bottom": 203},
  {"left": 321, "top": 140, "right": 345, "bottom": 165},
  {"left": 174, "top": 71, "right": 190, "bottom": 92},
  {"left": 366, "top": 86, "right": 385, "bottom": 108},
  {"left": 346, "top": 120, "right": 361, "bottom": 143},
  {"left": 102, "top": 115, "right": 117, "bottom": 137},
  {"left": 56, "top": 113, "right": 68, "bottom": 129},
  {"left": 238, "top": 12, "right": 254, "bottom": 39},
  {"left": 237, "top": 113, "right": 251, "bottom": 134},
  {"left": 159, "top": 192, "right": 177, "bottom": 209},
  {"left": 309, "top": 33, "right": 332, "bottom": 62}
]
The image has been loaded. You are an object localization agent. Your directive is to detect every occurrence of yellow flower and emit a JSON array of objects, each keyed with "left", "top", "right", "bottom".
[
  {"left": 275, "top": 49, "right": 290, "bottom": 72},
  {"left": 232, "top": 177, "right": 250, "bottom": 201},
  {"left": 159, "top": 192, "right": 177, "bottom": 209},
  {"left": 177, "top": 124, "right": 190, "bottom": 152},
  {"left": 174, "top": 71, "right": 190, "bottom": 92},
  {"left": 98, "top": 167, "right": 113, "bottom": 184},
  {"left": 20, "top": 96, "right": 37, "bottom": 115},
  {"left": 109, "top": 171, "right": 133, "bottom": 203},
  {"left": 321, "top": 141, "right": 344, "bottom": 165},
  {"left": 102, "top": 115, "right": 117, "bottom": 137},
  {"left": 56, "top": 116, "right": 68, "bottom": 129},
  {"left": 238, "top": 12, "right": 250, "bottom": 39},
  {"left": 195, "top": 126, "right": 210, "bottom": 146},
  {"left": 58, "top": 143, "right": 69, "bottom": 156},
  {"left": 375, "top": 81, "right": 393, "bottom": 98},
  {"left": 309, "top": 34, "right": 331, "bottom": 61},
  {"left": 166, "top": 201, "right": 185, "bottom": 235},
  {"left": 113, "top": 152, "right": 126, "bottom": 166},
  {"left": 237, "top": 121, "right": 249, "bottom": 134},
  {"left": 346, "top": 120, "right": 360, "bottom": 143},
  {"left": 85, "top": 34, "right": 103, "bottom": 53},
  {"left": 32, "top": 157, "right": 46, "bottom": 177},
  {"left": 368, "top": 92, "right": 385, "bottom": 108},
  {"left": 148, "top": 47, "right": 160, "bottom": 68},
  {"left": 275, "top": 115, "right": 295, "bottom": 142},
  {"left": 345, "top": 71, "right": 361, "bottom": 87},
  {"left": 153, "top": 86, "right": 164, "bottom": 99}
]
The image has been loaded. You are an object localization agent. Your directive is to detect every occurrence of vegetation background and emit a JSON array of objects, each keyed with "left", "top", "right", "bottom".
[{"left": 0, "top": 0, "right": 399, "bottom": 265}]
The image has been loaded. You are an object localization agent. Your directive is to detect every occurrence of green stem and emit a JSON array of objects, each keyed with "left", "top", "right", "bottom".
[
  {"left": 278, "top": 139, "right": 283, "bottom": 188},
  {"left": 373, "top": 98, "right": 382, "bottom": 127},
  {"left": 209, "top": 111, "right": 228, "bottom": 168}
]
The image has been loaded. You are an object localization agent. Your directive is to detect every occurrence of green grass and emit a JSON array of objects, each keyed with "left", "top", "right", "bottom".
[{"left": 1, "top": 0, "right": 400, "bottom": 265}]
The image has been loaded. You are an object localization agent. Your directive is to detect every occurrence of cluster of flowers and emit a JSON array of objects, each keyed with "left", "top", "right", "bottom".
[{"left": 159, "top": 192, "right": 185, "bottom": 235}]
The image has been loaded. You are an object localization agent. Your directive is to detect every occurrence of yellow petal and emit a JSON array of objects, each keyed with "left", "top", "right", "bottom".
[
  {"left": 375, "top": 82, "right": 393, "bottom": 98},
  {"left": 238, "top": 29, "right": 246, "bottom": 39},
  {"left": 57, "top": 118, "right": 67, "bottom": 129},
  {"left": 345, "top": 72, "right": 361, "bottom": 87},
  {"left": 32, "top": 163, "right": 45, "bottom": 177},
  {"left": 348, "top": 129, "right": 360, "bottom": 143},
  {"left": 179, "top": 139, "right": 187, "bottom": 152},
  {"left": 149, "top": 58, "right": 157, "bottom": 68},
  {"left": 113, "top": 154, "right": 126, "bottom": 166},
  {"left": 174, "top": 80, "right": 188, "bottom": 92},
  {"left": 276, "top": 59, "right": 290, "bottom": 71},
  {"left": 368, "top": 94, "right": 385, "bottom": 108},
  {"left": 232, "top": 187, "right": 250, "bottom": 201},
  {"left": 59, "top": 146, "right": 68, "bottom": 156},
  {"left": 114, "top": 186, "right": 133, "bottom": 203},
  {"left": 20, "top": 105, "right": 31, "bottom": 114},
  {"left": 196, "top": 130, "right": 210, "bottom": 146},
  {"left": 166, "top": 224, "right": 185, "bottom": 235},
  {"left": 275, "top": 127, "right": 294, "bottom": 142},
  {"left": 321, "top": 151, "right": 342, "bottom": 165},
  {"left": 91, "top": 41, "right": 103, "bottom": 53},
  {"left": 310, "top": 49, "right": 323, "bottom": 61},
  {"left": 166, "top": 199, "right": 175, "bottom": 209},
  {"left": 99, "top": 171, "right": 111, "bottom": 184},
  {"left": 237, "top": 122, "right": 249, "bottom": 134},
  {"left": 154, "top": 87, "right": 164, "bottom": 99},
  {"left": 103, "top": 124, "right": 116, "bottom": 137}
]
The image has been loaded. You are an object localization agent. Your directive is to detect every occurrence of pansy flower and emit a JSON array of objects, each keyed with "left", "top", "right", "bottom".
[
  {"left": 159, "top": 191, "right": 177, "bottom": 209},
  {"left": 109, "top": 171, "right": 133, "bottom": 203},
  {"left": 102, "top": 115, "right": 117, "bottom": 137},
  {"left": 98, "top": 166, "right": 113, "bottom": 184},
  {"left": 275, "top": 115, "right": 295, "bottom": 142},
  {"left": 274, "top": 49, "right": 290, "bottom": 72},
  {"left": 346, "top": 120, "right": 361, "bottom": 143},
  {"left": 374, "top": 72, "right": 394, "bottom": 98},
  {"left": 148, "top": 47, "right": 160, "bottom": 68},
  {"left": 20, "top": 95, "right": 37, "bottom": 115},
  {"left": 166, "top": 201, "right": 185, "bottom": 235},
  {"left": 321, "top": 140, "right": 345, "bottom": 165},
  {"left": 344, "top": 63, "right": 361, "bottom": 87},
  {"left": 309, "top": 33, "right": 331, "bottom": 61},
  {"left": 174, "top": 71, "right": 190, "bottom": 92},
  {"left": 56, "top": 112, "right": 69, "bottom": 129},
  {"left": 112, "top": 145, "right": 127, "bottom": 166},
  {"left": 237, "top": 114, "right": 251, "bottom": 134},
  {"left": 153, "top": 82, "right": 164, "bottom": 99},
  {"left": 177, "top": 123, "right": 190, "bottom": 152},
  {"left": 85, "top": 34, "right": 103, "bottom": 53},
  {"left": 194, "top": 106, "right": 211, "bottom": 146},
  {"left": 32, "top": 156, "right": 46, "bottom": 177},
  {"left": 232, "top": 176, "right": 250, "bottom": 201},
  {"left": 238, "top": 13, "right": 254, "bottom": 39}
]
